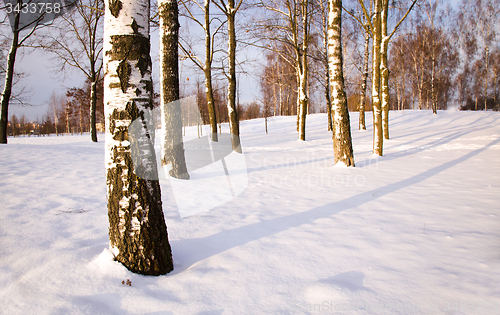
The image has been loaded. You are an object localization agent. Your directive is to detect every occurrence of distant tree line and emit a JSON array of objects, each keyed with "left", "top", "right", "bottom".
[
  {"left": 6, "top": 78, "right": 104, "bottom": 137},
  {"left": 257, "top": 0, "right": 500, "bottom": 116}
]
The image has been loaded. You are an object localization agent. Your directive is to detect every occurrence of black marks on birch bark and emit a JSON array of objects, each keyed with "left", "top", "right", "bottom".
[
  {"left": 117, "top": 60, "right": 131, "bottom": 93},
  {"left": 109, "top": 0, "right": 122, "bottom": 18},
  {"left": 107, "top": 35, "right": 152, "bottom": 92},
  {"left": 105, "top": 0, "right": 174, "bottom": 276},
  {"left": 136, "top": 56, "right": 151, "bottom": 77},
  {"left": 107, "top": 35, "right": 150, "bottom": 61},
  {"left": 142, "top": 80, "right": 153, "bottom": 94},
  {"left": 107, "top": 143, "right": 173, "bottom": 275},
  {"left": 131, "top": 19, "right": 139, "bottom": 34},
  {"left": 125, "top": 100, "right": 140, "bottom": 120}
]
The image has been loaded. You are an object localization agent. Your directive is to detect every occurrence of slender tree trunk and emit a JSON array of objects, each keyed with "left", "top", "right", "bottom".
[
  {"left": 272, "top": 78, "right": 277, "bottom": 116},
  {"left": 326, "top": 75, "right": 333, "bottom": 131},
  {"left": 380, "top": 0, "right": 390, "bottom": 139},
  {"left": 372, "top": 0, "right": 383, "bottom": 155},
  {"left": 323, "top": 15, "right": 333, "bottom": 132},
  {"left": 431, "top": 56, "right": 437, "bottom": 114},
  {"left": 328, "top": 0, "right": 355, "bottom": 166},
  {"left": 226, "top": 0, "right": 241, "bottom": 152},
  {"left": 205, "top": 0, "right": 218, "bottom": 141},
  {"left": 90, "top": 74, "right": 98, "bottom": 142},
  {"left": 278, "top": 62, "right": 284, "bottom": 115},
  {"left": 53, "top": 103, "right": 59, "bottom": 135},
  {"left": 278, "top": 83, "right": 283, "bottom": 115},
  {"left": 159, "top": 0, "right": 190, "bottom": 179},
  {"left": 65, "top": 104, "right": 70, "bottom": 134},
  {"left": 0, "top": 12, "right": 20, "bottom": 144},
  {"left": 79, "top": 100, "right": 84, "bottom": 134},
  {"left": 418, "top": 78, "right": 423, "bottom": 110},
  {"left": 297, "top": 0, "right": 308, "bottom": 141},
  {"left": 297, "top": 70, "right": 307, "bottom": 140},
  {"left": 103, "top": 0, "right": 173, "bottom": 275},
  {"left": 359, "top": 25, "right": 370, "bottom": 130},
  {"left": 484, "top": 46, "right": 489, "bottom": 111}
]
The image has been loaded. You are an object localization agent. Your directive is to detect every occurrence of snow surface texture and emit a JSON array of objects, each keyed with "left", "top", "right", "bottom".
[{"left": 0, "top": 111, "right": 499, "bottom": 314}]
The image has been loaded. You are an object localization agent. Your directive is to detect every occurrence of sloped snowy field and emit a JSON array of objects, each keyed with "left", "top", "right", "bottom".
[{"left": 0, "top": 110, "right": 499, "bottom": 315}]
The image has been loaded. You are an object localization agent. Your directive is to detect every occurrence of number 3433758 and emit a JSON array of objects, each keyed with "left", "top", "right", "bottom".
[{"left": 5, "top": 2, "right": 61, "bottom": 14}]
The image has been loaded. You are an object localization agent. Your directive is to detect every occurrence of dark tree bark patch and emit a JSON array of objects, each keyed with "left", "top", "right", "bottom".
[
  {"left": 107, "top": 35, "right": 150, "bottom": 61},
  {"left": 109, "top": 0, "right": 122, "bottom": 18},
  {"left": 131, "top": 18, "right": 139, "bottom": 34},
  {"left": 117, "top": 60, "right": 131, "bottom": 93},
  {"left": 136, "top": 56, "right": 151, "bottom": 77}
]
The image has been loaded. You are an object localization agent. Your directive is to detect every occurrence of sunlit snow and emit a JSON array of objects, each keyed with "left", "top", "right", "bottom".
[{"left": 0, "top": 110, "right": 499, "bottom": 314}]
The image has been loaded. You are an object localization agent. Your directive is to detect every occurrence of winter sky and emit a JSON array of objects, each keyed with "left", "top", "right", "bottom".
[{"left": 4, "top": 0, "right": 462, "bottom": 121}]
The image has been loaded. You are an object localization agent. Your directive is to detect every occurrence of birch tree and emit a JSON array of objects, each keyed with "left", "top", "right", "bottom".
[
  {"left": 159, "top": 0, "right": 190, "bottom": 178},
  {"left": 259, "top": 49, "right": 298, "bottom": 117},
  {"left": 348, "top": 0, "right": 382, "bottom": 154},
  {"left": 103, "top": 0, "right": 174, "bottom": 275},
  {"left": 45, "top": 0, "right": 104, "bottom": 142},
  {"left": 366, "top": 0, "right": 383, "bottom": 155},
  {"left": 343, "top": 0, "right": 371, "bottom": 130},
  {"left": 311, "top": 0, "right": 333, "bottom": 131},
  {"left": 259, "top": 0, "right": 311, "bottom": 141},
  {"left": 354, "top": 0, "right": 416, "bottom": 151},
  {"left": 380, "top": 0, "right": 417, "bottom": 138},
  {"left": 358, "top": 21, "right": 369, "bottom": 130},
  {"left": 214, "top": 0, "right": 242, "bottom": 151},
  {"left": 179, "top": 0, "right": 224, "bottom": 142},
  {"left": 296, "top": 0, "right": 309, "bottom": 141},
  {"left": 457, "top": 0, "right": 499, "bottom": 111},
  {"left": 328, "top": 0, "right": 354, "bottom": 166},
  {"left": 0, "top": 0, "right": 56, "bottom": 144}
]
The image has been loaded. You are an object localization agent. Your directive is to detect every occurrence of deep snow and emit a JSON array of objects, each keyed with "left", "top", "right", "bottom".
[{"left": 0, "top": 110, "right": 499, "bottom": 314}]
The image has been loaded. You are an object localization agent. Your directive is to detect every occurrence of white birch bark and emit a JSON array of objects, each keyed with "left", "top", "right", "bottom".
[
  {"left": 297, "top": 0, "right": 308, "bottom": 141},
  {"left": 371, "top": 0, "right": 383, "bottom": 156},
  {"left": 380, "top": 0, "right": 390, "bottom": 139},
  {"left": 104, "top": 0, "right": 173, "bottom": 275},
  {"left": 328, "top": 0, "right": 355, "bottom": 166}
]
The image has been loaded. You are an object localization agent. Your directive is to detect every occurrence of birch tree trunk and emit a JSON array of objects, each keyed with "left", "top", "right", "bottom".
[
  {"left": 205, "top": 0, "right": 218, "bottom": 142},
  {"left": 297, "top": 0, "right": 309, "bottom": 141},
  {"left": 87, "top": 0, "right": 103, "bottom": 143},
  {"left": 326, "top": 68, "right": 333, "bottom": 131},
  {"left": 226, "top": 0, "right": 241, "bottom": 152},
  {"left": 159, "top": 0, "right": 190, "bottom": 178},
  {"left": 484, "top": 46, "right": 489, "bottom": 111},
  {"left": 90, "top": 77, "right": 98, "bottom": 141},
  {"left": 104, "top": 0, "right": 173, "bottom": 275},
  {"left": 65, "top": 103, "right": 70, "bottom": 134},
  {"left": 322, "top": 5, "right": 333, "bottom": 132},
  {"left": 359, "top": 24, "right": 370, "bottom": 131},
  {"left": 297, "top": 64, "right": 308, "bottom": 141},
  {"left": 0, "top": 12, "right": 20, "bottom": 144},
  {"left": 372, "top": 0, "right": 383, "bottom": 155},
  {"left": 431, "top": 55, "right": 437, "bottom": 114},
  {"left": 380, "top": 0, "right": 390, "bottom": 139},
  {"left": 328, "top": 0, "right": 355, "bottom": 166}
]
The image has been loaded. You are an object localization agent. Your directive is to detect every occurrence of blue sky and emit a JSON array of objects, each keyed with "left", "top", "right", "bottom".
[{"left": 7, "top": 25, "right": 262, "bottom": 122}]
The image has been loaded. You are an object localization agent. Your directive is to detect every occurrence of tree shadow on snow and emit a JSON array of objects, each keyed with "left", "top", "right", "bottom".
[{"left": 170, "top": 138, "right": 500, "bottom": 272}]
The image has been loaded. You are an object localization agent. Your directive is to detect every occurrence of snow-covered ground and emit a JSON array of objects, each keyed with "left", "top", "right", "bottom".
[{"left": 0, "top": 110, "right": 499, "bottom": 314}]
